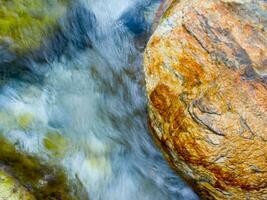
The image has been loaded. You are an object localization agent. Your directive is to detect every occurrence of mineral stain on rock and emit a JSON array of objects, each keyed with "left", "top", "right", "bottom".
[
  {"left": 43, "top": 130, "right": 69, "bottom": 158},
  {"left": 145, "top": 0, "right": 267, "bottom": 199}
]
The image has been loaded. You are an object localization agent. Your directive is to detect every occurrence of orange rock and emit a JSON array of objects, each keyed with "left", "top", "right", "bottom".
[{"left": 144, "top": 0, "right": 267, "bottom": 199}]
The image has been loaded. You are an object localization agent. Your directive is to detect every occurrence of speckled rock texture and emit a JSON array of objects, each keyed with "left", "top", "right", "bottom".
[
  {"left": 152, "top": 0, "right": 174, "bottom": 31},
  {"left": 144, "top": 0, "right": 267, "bottom": 199},
  {"left": 0, "top": 170, "right": 35, "bottom": 200}
]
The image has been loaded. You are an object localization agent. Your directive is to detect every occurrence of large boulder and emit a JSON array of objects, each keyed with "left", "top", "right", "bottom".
[{"left": 144, "top": 0, "right": 267, "bottom": 199}]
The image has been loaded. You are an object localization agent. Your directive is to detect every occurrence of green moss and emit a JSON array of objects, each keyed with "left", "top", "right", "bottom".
[
  {"left": 0, "top": 169, "right": 35, "bottom": 200},
  {"left": 0, "top": 136, "right": 85, "bottom": 200},
  {"left": 17, "top": 113, "right": 34, "bottom": 129},
  {"left": 0, "top": 0, "right": 68, "bottom": 52},
  {"left": 0, "top": 111, "right": 34, "bottom": 130},
  {"left": 43, "top": 130, "right": 69, "bottom": 158}
]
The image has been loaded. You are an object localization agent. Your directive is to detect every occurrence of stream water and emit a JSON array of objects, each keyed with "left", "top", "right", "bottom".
[{"left": 0, "top": 0, "right": 198, "bottom": 199}]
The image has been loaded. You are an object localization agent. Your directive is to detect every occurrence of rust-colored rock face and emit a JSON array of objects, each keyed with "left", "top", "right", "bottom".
[{"left": 144, "top": 0, "right": 267, "bottom": 199}]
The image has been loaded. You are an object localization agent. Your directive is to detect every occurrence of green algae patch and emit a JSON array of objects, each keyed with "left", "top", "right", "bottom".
[
  {"left": 0, "top": 169, "right": 35, "bottom": 200},
  {"left": 0, "top": 110, "right": 34, "bottom": 130},
  {"left": 0, "top": 0, "right": 68, "bottom": 53},
  {"left": 43, "top": 130, "right": 69, "bottom": 158},
  {"left": 0, "top": 136, "right": 83, "bottom": 200},
  {"left": 17, "top": 113, "right": 34, "bottom": 129}
]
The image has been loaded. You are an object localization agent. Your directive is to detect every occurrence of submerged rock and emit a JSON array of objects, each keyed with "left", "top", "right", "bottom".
[
  {"left": 0, "top": 0, "right": 68, "bottom": 53},
  {"left": 0, "top": 137, "right": 86, "bottom": 200},
  {"left": 144, "top": 0, "right": 267, "bottom": 199},
  {"left": 0, "top": 169, "right": 35, "bottom": 200}
]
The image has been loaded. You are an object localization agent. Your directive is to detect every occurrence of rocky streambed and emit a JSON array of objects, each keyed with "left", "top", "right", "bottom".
[{"left": 0, "top": 0, "right": 266, "bottom": 199}]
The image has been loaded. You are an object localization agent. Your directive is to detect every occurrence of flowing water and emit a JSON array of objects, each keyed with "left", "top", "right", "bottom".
[{"left": 0, "top": 0, "right": 199, "bottom": 199}]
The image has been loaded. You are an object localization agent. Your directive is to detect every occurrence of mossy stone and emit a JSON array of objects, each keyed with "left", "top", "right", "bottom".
[
  {"left": 0, "top": 136, "right": 82, "bottom": 200},
  {"left": 0, "top": 169, "right": 35, "bottom": 200},
  {"left": 43, "top": 130, "right": 69, "bottom": 158},
  {"left": 0, "top": 0, "right": 68, "bottom": 53},
  {"left": 17, "top": 113, "right": 34, "bottom": 129}
]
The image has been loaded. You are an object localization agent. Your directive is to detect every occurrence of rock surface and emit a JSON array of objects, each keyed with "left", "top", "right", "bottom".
[
  {"left": 0, "top": 169, "right": 35, "bottom": 200},
  {"left": 0, "top": 0, "right": 68, "bottom": 53},
  {"left": 0, "top": 137, "right": 84, "bottom": 200},
  {"left": 152, "top": 0, "right": 174, "bottom": 31},
  {"left": 144, "top": 0, "right": 267, "bottom": 199}
]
